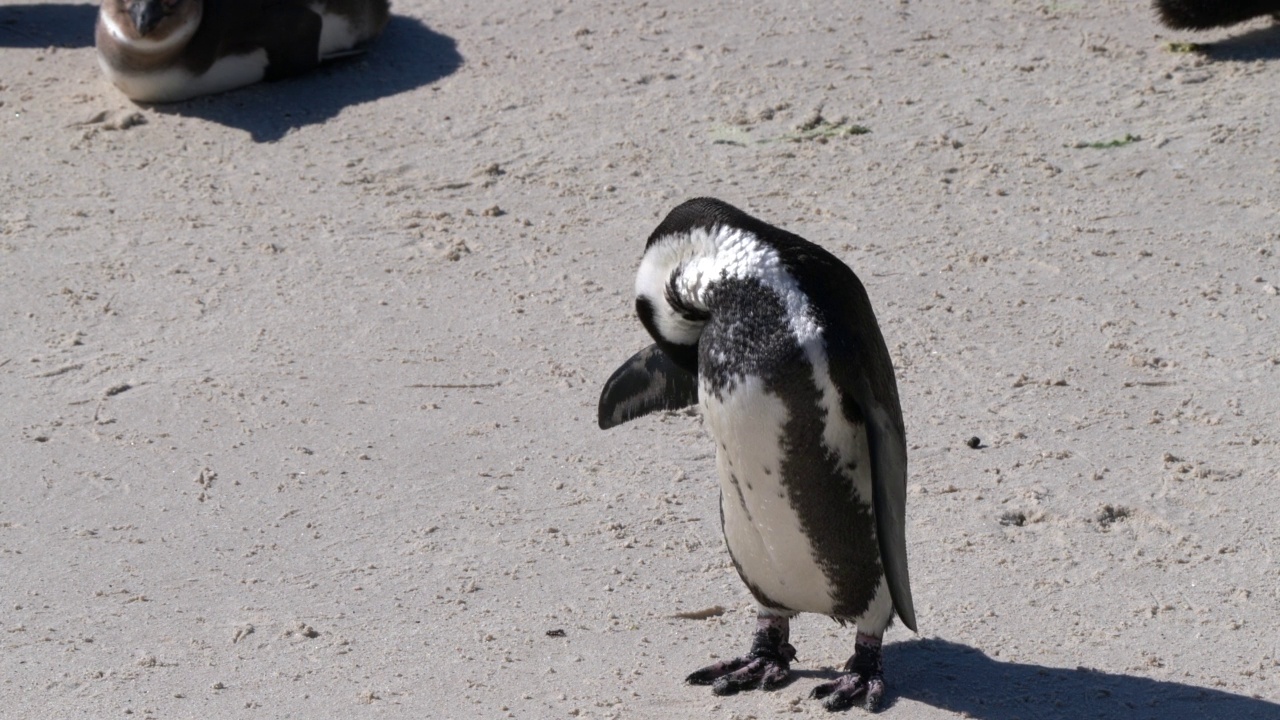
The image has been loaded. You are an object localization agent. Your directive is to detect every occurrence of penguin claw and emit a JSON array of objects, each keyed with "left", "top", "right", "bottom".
[
  {"left": 686, "top": 652, "right": 794, "bottom": 695},
  {"left": 811, "top": 636, "right": 886, "bottom": 712},
  {"left": 810, "top": 672, "right": 884, "bottom": 712},
  {"left": 687, "top": 615, "right": 796, "bottom": 695},
  {"left": 685, "top": 657, "right": 751, "bottom": 686}
]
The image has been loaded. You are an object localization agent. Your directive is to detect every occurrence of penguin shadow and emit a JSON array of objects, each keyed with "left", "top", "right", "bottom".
[
  {"left": 148, "top": 15, "right": 462, "bottom": 143},
  {"left": 0, "top": 2, "right": 97, "bottom": 48},
  {"left": 1197, "top": 22, "right": 1280, "bottom": 61},
  {"left": 880, "top": 637, "right": 1280, "bottom": 719}
]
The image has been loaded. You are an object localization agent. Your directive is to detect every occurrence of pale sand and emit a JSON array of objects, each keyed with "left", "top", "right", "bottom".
[{"left": 1, "top": 1, "right": 1278, "bottom": 717}]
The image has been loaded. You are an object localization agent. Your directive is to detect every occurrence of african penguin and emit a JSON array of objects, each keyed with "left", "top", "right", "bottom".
[
  {"left": 599, "top": 198, "right": 917, "bottom": 712},
  {"left": 95, "top": 0, "right": 390, "bottom": 102},
  {"left": 1153, "top": 0, "right": 1280, "bottom": 29}
]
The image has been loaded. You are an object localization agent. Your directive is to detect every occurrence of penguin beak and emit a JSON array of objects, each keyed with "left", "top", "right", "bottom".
[{"left": 127, "top": 0, "right": 167, "bottom": 36}]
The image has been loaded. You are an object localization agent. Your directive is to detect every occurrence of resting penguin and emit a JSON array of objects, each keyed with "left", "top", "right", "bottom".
[
  {"left": 599, "top": 198, "right": 917, "bottom": 712},
  {"left": 95, "top": 0, "right": 390, "bottom": 102},
  {"left": 1153, "top": 0, "right": 1280, "bottom": 29}
]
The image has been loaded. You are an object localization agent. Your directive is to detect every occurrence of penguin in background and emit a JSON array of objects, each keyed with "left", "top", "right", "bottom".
[
  {"left": 95, "top": 0, "right": 390, "bottom": 103},
  {"left": 599, "top": 198, "right": 917, "bottom": 712},
  {"left": 1154, "top": 0, "right": 1280, "bottom": 29}
]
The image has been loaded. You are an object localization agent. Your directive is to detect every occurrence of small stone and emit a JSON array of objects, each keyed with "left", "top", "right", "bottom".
[
  {"left": 998, "top": 511, "right": 1026, "bottom": 527},
  {"left": 966, "top": 436, "right": 982, "bottom": 449},
  {"left": 285, "top": 622, "right": 319, "bottom": 639}
]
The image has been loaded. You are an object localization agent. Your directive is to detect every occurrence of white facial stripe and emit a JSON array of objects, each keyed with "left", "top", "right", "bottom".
[
  {"left": 100, "top": 5, "right": 200, "bottom": 53},
  {"left": 99, "top": 9, "right": 133, "bottom": 44},
  {"left": 635, "top": 233, "right": 704, "bottom": 346}
]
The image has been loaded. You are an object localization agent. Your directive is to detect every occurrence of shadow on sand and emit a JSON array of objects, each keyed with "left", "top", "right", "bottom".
[
  {"left": 148, "top": 15, "right": 462, "bottom": 142},
  {"left": 0, "top": 2, "right": 97, "bottom": 48},
  {"left": 1201, "top": 22, "right": 1280, "bottom": 61},
  {"left": 880, "top": 637, "right": 1278, "bottom": 719},
  {"left": 1, "top": 8, "right": 459, "bottom": 142}
]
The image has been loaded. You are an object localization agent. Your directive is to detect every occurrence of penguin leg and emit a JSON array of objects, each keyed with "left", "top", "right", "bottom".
[
  {"left": 810, "top": 631, "right": 886, "bottom": 712},
  {"left": 686, "top": 612, "right": 796, "bottom": 695}
]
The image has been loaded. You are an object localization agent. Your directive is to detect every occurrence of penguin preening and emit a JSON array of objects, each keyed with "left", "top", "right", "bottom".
[
  {"left": 1153, "top": 0, "right": 1280, "bottom": 29},
  {"left": 599, "top": 198, "right": 916, "bottom": 712},
  {"left": 95, "top": 0, "right": 389, "bottom": 102}
]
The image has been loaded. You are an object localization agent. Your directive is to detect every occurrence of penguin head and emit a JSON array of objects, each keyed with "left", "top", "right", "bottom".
[
  {"left": 634, "top": 246, "right": 706, "bottom": 374},
  {"left": 598, "top": 198, "right": 775, "bottom": 429},
  {"left": 597, "top": 200, "right": 723, "bottom": 429},
  {"left": 635, "top": 197, "right": 776, "bottom": 372},
  {"left": 101, "top": 0, "right": 201, "bottom": 45}
]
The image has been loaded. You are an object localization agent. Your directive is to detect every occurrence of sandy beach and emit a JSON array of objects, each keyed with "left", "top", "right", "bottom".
[{"left": 2, "top": 0, "right": 1279, "bottom": 717}]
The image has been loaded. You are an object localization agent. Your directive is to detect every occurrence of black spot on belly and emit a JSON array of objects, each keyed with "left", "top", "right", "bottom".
[
  {"left": 763, "top": 466, "right": 773, "bottom": 476},
  {"left": 728, "top": 472, "right": 752, "bottom": 522}
]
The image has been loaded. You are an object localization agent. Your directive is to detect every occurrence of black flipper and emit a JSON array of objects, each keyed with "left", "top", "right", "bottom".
[{"left": 598, "top": 344, "right": 699, "bottom": 430}]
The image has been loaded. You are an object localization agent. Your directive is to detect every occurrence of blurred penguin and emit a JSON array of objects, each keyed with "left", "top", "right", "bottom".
[
  {"left": 96, "top": 0, "right": 389, "bottom": 102},
  {"left": 1154, "top": 0, "right": 1280, "bottom": 29}
]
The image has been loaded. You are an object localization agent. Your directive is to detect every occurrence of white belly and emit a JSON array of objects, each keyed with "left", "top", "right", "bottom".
[
  {"left": 311, "top": 2, "right": 383, "bottom": 58},
  {"left": 703, "top": 376, "right": 837, "bottom": 615},
  {"left": 314, "top": 5, "right": 359, "bottom": 56},
  {"left": 100, "top": 50, "right": 268, "bottom": 103}
]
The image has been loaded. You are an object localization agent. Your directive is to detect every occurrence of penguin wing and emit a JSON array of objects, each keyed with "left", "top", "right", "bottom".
[
  {"left": 829, "top": 331, "right": 917, "bottom": 632},
  {"left": 863, "top": 396, "right": 917, "bottom": 633},
  {"left": 598, "top": 344, "right": 699, "bottom": 430}
]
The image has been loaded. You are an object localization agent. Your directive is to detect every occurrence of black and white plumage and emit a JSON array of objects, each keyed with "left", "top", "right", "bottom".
[
  {"left": 599, "top": 198, "right": 916, "bottom": 712},
  {"left": 95, "top": 0, "right": 389, "bottom": 102},
  {"left": 1153, "top": 0, "right": 1280, "bottom": 29}
]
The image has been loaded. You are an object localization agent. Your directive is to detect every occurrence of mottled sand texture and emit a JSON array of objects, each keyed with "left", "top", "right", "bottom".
[{"left": 2, "top": 1, "right": 1278, "bottom": 717}]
